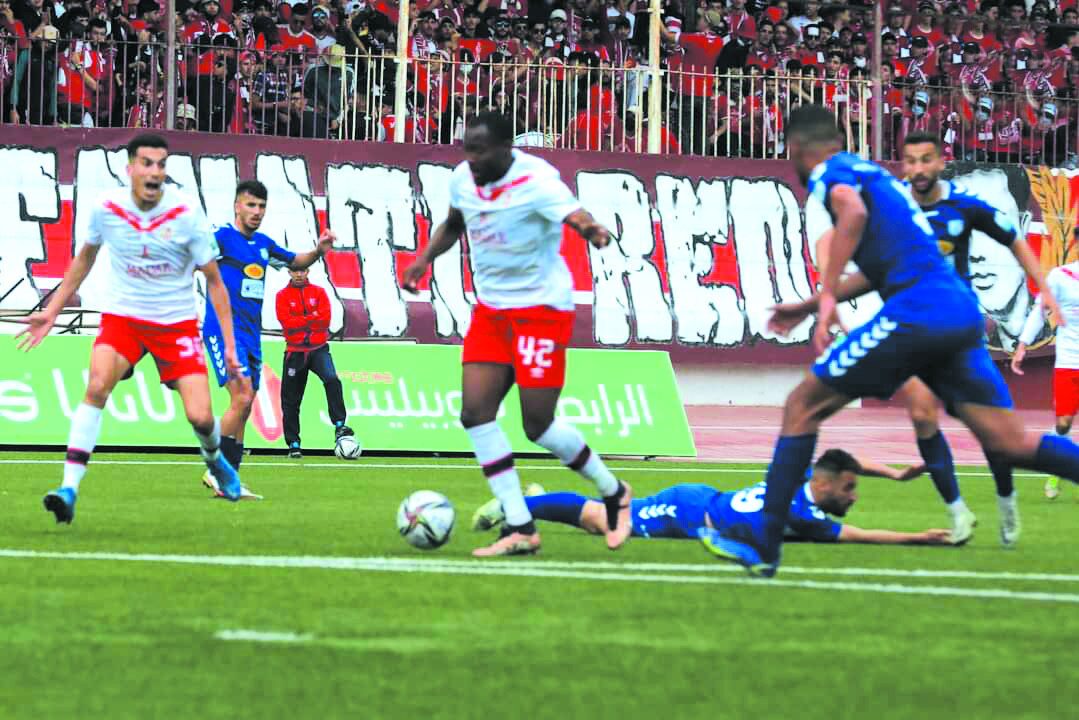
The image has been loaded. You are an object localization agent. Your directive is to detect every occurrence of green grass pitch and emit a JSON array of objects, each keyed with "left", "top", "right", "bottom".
[{"left": 1, "top": 452, "right": 1077, "bottom": 720}]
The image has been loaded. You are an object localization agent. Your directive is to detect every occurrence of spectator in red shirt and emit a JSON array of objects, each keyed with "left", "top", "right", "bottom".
[
  {"left": 906, "top": 35, "right": 936, "bottom": 84},
  {"left": 799, "top": 22, "right": 825, "bottom": 67},
  {"left": 910, "top": 3, "right": 945, "bottom": 47},
  {"left": 275, "top": 267, "right": 352, "bottom": 458},
  {"left": 490, "top": 15, "right": 520, "bottom": 58},
  {"left": 279, "top": 3, "right": 317, "bottom": 55}
]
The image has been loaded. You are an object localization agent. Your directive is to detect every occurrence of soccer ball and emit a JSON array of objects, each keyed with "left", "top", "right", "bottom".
[
  {"left": 396, "top": 491, "right": 455, "bottom": 550},
  {"left": 334, "top": 435, "right": 362, "bottom": 460}
]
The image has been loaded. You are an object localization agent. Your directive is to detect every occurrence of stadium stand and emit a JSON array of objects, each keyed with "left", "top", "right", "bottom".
[{"left": 1, "top": 0, "right": 1076, "bottom": 163}]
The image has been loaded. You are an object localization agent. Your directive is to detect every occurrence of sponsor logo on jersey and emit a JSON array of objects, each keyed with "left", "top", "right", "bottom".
[
  {"left": 938, "top": 239, "right": 955, "bottom": 255},
  {"left": 243, "top": 263, "right": 265, "bottom": 279}
]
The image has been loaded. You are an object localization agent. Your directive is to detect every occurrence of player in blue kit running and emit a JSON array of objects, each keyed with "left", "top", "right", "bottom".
[
  {"left": 773, "top": 131, "right": 1063, "bottom": 548},
  {"left": 708, "top": 104, "right": 1079, "bottom": 577},
  {"left": 200, "top": 179, "right": 340, "bottom": 497},
  {"left": 471, "top": 449, "right": 950, "bottom": 546}
]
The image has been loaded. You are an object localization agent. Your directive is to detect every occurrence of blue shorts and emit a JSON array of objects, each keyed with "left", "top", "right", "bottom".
[
  {"left": 813, "top": 287, "right": 1013, "bottom": 413},
  {"left": 202, "top": 319, "right": 262, "bottom": 390},
  {"left": 630, "top": 484, "right": 718, "bottom": 539}
]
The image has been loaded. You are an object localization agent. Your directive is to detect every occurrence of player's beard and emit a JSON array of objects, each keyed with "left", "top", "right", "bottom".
[{"left": 911, "top": 174, "right": 936, "bottom": 197}]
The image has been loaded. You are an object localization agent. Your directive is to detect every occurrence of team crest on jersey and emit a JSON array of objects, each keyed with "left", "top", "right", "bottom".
[
  {"left": 244, "top": 263, "right": 265, "bottom": 279},
  {"left": 938, "top": 239, "right": 955, "bottom": 255},
  {"left": 947, "top": 219, "right": 964, "bottom": 237}
]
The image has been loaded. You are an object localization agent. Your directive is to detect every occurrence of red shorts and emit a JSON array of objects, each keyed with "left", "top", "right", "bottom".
[
  {"left": 462, "top": 303, "right": 575, "bottom": 388},
  {"left": 95, "top": 313, "right": 207, "bottom": 385},
  {"left": 1055, "top": 368, "right": 1079, "bottom": 418}
]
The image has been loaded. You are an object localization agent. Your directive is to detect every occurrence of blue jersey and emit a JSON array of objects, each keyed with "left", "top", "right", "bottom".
[
  {"left": 808, "top": 153, "right": 959, "bottom": 299},
  {"left": 205, "top": 223, "right": 295, "bottom": 340},
  {"left": 630, "top": 480, "right": 841, "bottom": 542},
  {"left": 914, "top": 180, "right": 1018, "bottom": 285}
]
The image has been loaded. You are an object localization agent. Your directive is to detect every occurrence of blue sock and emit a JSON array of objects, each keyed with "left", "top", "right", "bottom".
[
  {"left": 916, "top": 431, "right": 960, "bottom": 504},
  {"left": 760, "top": 434, "right": 817, "bottom": 564},
  {"left": 986, "top": 452, "right": 1014, "bottom": 497},
  {"left": 1033, "top": 435, "right": 1079, "bottom": 482},
  {"left": 525, "top": 493, "right": 588, "bottom": 527}
]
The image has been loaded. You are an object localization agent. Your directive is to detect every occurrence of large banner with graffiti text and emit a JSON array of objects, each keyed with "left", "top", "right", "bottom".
[
  {"left": 0, "top": 127, "right": 1074, "bottom": 363},
  {"left": 0, "top": 336, "right": 695, "bottom": 456}
]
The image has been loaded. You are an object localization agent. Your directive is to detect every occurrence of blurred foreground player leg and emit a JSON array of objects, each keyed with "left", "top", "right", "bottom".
[
  {"left": 402, "top": 111, "right": 632, "bottom": 557},
  {"left": 724, "top": 106, "right": 1079, "bottom": 577},
  {"left": 16, "top": 134, "right": 246, "bottom": 522},
  {"left": 1013, "top": 258, "right": 1079, "bottom": 501}
]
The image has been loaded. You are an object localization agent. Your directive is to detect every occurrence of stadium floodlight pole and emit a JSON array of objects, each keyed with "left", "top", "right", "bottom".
[
  {"left": 393, "top": 0, "right": 410, "bottom": 143},
  {"left": 871, "top": 0, "right": 883, "bottom": 162},
  {"left": 647, "top": 0, "right": 661, "bottom": 153},
  {"left": 165, "top": 0, "right": 177, "bottom": 130}
]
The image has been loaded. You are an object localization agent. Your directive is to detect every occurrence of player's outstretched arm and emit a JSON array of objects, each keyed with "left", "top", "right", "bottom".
[
  {"left": 290, "top": 228, "right": 334, "bottom": 270},
  {"left": 16, "top": 242, "right": 101, "bottom": 351},
  {"left": 402, "top": 208, "right": 466, "bottom": 293},
  {"left": 563, "top": 209, "right": 610, "bottom": 249},
  {"left": 838, "top": 525, "right": 951, "bottom": 545},
  {"left": 768, "top": 273, "right": 873, "bottom": 336},
  {"left": 1013, "top": 292, "right": 1047, "bottom": 375},
  {"left": 200, "top": 260, "right": 243, "bottom": 375},
  {"left": 1010, "top": 240, "right": 1065, "bottom": 326},
  {"left": 853, "top": 455, "right": 926, "bottom": 482}
]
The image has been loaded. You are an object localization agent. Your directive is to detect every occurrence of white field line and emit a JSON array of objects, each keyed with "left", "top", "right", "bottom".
[
  {"left": 215, "top": 629, "right": 312, "bottom": 643},
  {"left": 3, "top": 549, "right": 1079, "bottom": 604},
  {"left": 0, "top": 459, "right": 1050, "bottom": 478}
]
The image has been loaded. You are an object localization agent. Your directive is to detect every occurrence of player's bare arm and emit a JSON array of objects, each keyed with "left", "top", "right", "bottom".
[
  {"left": 290, "top": 228, "right": 335, "bottom": 270},
  {"left": 814, "top": 185, "right": 868, "bottom": 353},
  {"left": 16, "top": 243, "right": 102, "bottom": 351},
  {"left": 402, "top": 207, "right": 466, "bottom": 293},
  {"left": 563, "top": 209, "right": 610, "bottom": 249},
  {"left": 838, "top": 525, "right": 951, "bottom": 545},
  {"left": 1009, "top": 239, "right": 1065, "bottom": 326},
  {"left": 853, "top": 455, "right": 927, "bottom": 482},
  {"left": 200, "top": 260, "right": 243, "bottom": 375}
]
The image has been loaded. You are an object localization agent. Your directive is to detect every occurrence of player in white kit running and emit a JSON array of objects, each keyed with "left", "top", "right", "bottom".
[
  {"left": 1012, "top": 256, "right": 1079, "bottom": 499},
  {"left": 402, "top": 111, "right": 633, "bottom": 557},
  {"left": 16, "top": 134, "right": 245, "bottom": 523}
]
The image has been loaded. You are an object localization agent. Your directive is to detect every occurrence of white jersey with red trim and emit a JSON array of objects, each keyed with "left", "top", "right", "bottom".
[
  {"left": 449, "top": 150, "right": 581, "bottom": 311},
  {"left": 1019, "top": 262, "right": 1079, "bottom": 369},
  {"left": 76, "top": 186, "right": 216, "bottom": 324}
]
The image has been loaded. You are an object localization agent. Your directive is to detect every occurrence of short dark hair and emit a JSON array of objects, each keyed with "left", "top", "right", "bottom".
[
  {"left": 902, "top": 131, "right": 942, "bottom": 152},
  {"left": 235, "top": 179, "right": 268, "bottom": 200},
  {"left": 785, "top": 104, "right": 841, "bottom": 145},
  {"left": 127, "top": 133, "right": 168, "bottom": 158},
  {"left": 470, "top": 111, "right": 514, "bottom": 143},
  {"left": 815, "top": 449, "right": 861, "bottom": 477},
  {"left": 88, "top": 17, "right": 108, "bottom": 32}
]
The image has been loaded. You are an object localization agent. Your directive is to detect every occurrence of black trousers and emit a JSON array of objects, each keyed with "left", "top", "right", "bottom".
[{"left": 281, "top": 345, "right": 346, "bottom": 447}]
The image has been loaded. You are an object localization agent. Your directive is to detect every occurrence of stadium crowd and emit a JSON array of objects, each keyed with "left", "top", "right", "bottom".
[{"left": 1, "top": 0, "right": 1077, "bottom": 161}]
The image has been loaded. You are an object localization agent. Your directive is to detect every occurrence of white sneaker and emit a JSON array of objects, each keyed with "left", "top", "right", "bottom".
[
  {"left": 1045, "top": 477, "right": 1061, "bottom": 500},
  {"left": 998, "top": 493, "right": 1020, "bottom": 548},
  {"left": 524, "top": 483, "right": 546, "bottom": 497},
  {"left": 202, "top": 470, "right": 220, "bottom": 493},
  {"left": 949, "top": 506, "right": 977, "bottom": 546}
]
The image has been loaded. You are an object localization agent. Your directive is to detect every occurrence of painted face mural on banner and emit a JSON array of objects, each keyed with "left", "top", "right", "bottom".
[{"left": 0, "top": 130, "right": 1067, "bottom": 358}]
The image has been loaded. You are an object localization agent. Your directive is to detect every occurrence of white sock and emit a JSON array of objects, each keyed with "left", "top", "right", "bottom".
[
  {"left": 466, "top": 422, "right": 531, "bottom": 527},
  {"left": 195, "top": 417, "right": 223, "bottom": 464},
  {"left": 534, "top": 420, "right": 620, "bottom": 497},
  {"left": 998, "top": 491, "right": 1017, "bottom": 508},
  {"left": 947, "top": 498, "right": 970, "bottom": 516},
  {"left": 62, "top": 403, "right": 103, "bottom": 492}
]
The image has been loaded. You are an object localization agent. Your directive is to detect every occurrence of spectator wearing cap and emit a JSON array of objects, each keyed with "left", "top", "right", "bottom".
[
  {"left": 910, "top": 3, "right": 946, "bottom": 47},
  {"left": 193, "top": 44, "right": 235, "bottom": 132},
  {"left": 279, "top": 3, "right": 317, "bottom": 54},
  {"left": 1024, "top": 99, "right": 1070, "bottom": 165},
  {"left": 677, "top": 10, "right": 724, "bottom": 94},
  {"left": 882, "top": 6, "right": 908, "bottom": 40},
  {"left": 574, "top": 18, "right": 609, "bottom": 63},
  {"left": 185, "top": 0, "right": 232, "bottom": 44},
  {"left": 233, "top": 1, "right": 263, "bottom": 49},
  {"left": 490, "top": 15, "right": 521, "bottom": 58},
  {"left": 176, "top": 101, "right": 197, "bottom": 129},
  {"left": 849, "top": 31, "right": 869, "bottom": 69},
  {"left": 302, "top": 42, "right": 353, "bottom": 136},
  {"left": 906, "top": 35, "right": 936, "bottom": 84},
  {"left": 251, "top": 43, "right": 294, "bottom": 133},
  {"left": 899, "top": 88, "right": 944, "bottom": 150},
  {"left": 956, "top": 40, "right": 993, "bottom": 97},
  {"left": 799, "top": 23, "right": 825, "bottom": 66},
  {"left": 230, "top": 48, "right": 260, "bottom": 133},
  {"left": 309, "top": 4, "right": 335, "bottom": 50},
  {"left": 545, "top": 8, "right": 567, "bottom": 51}
]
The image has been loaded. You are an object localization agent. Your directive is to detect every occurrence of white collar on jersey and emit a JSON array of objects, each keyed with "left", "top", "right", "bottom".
[
  {"left": 803, "top": 482, "right": 817, "bottom": 507},
  {"left": 937, "top": 179, "right": 952, "bottom": 201}
]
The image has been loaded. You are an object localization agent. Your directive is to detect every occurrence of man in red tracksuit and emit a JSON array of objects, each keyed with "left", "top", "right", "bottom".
[{"left": 275, "top": 267, "right": 353, "bottom": 458}]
